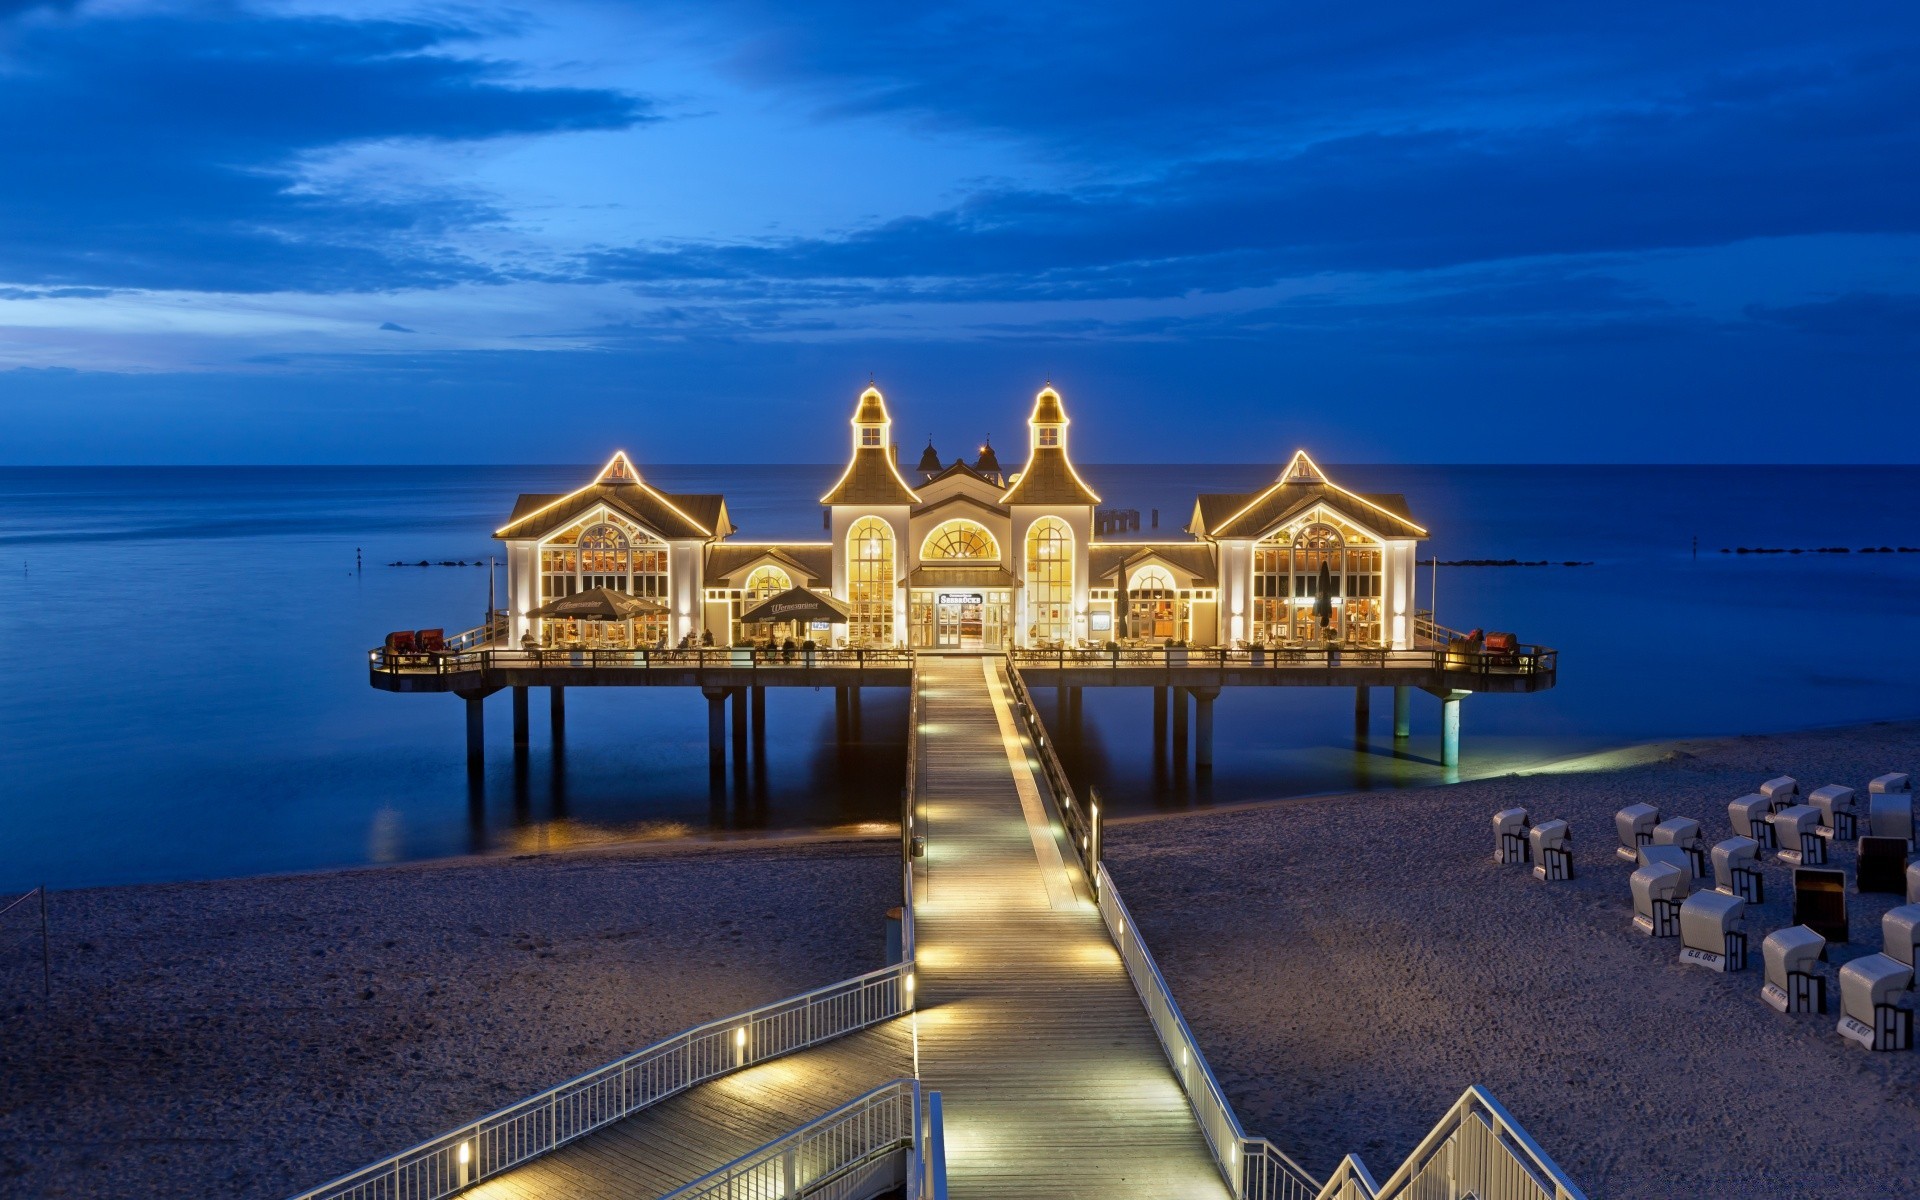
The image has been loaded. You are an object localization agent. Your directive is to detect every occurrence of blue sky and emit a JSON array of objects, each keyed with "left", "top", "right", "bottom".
[{"left": 0, "top": 1, "right": 1914, "bottom": 464}]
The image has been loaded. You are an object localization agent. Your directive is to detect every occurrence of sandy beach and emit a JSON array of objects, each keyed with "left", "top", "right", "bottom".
[
  {"left": 1106, "top": 719, "right": 1920, "bottom": 1199},
  {"left": 0, "top": 839, "right": 898, "bottom": 1200}
]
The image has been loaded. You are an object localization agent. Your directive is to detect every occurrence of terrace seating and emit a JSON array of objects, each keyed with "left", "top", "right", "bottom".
[
  {"left": 1760, "top": 776, "right": 1799, "bottom": 813},
  {"left": 1883, "top": 904, "right": 1920, "bottom": 978},
  {"left": 1808, "top": 785, "right": 1858, "bottom": 841},
  {"left": 1761, "top": 926, "right": 1826, "bottom": 1013},
  {"left": 1679, "top": 891, "right": 1748, "bottom": 972},
  {"left": 1711, "top": 837, "right": 1764, "bottom": 904},
  {"left": 416, "top": 628, "right": 447, "bottom": 654},
  {"left": 1867, "top": 787, "right": 1915, "bottom": 845},
  {"left": 1728, "top": 793, "right": 1777, "bottom": 851},
  {"left": 1837, "top": 954, "right": 1914, "bottom": 1051},
  {"left": 1653, "top": 817, "right": 1706, "bottom": 878},
  {"left": 1530, "top": 820, "right": 1573, "bottom": 882},
  {"left": 1483, "top": 631, "right": 1518, "bottom": 662},
  {"left": 1770, "top": 804, "right": 1826, "bottom": 866},
  {"left": 1615, "top": 803, "right": 1660, "bottom": 863},
  {"left": 1492, "top": 807, "right": 1531, "bottom": 864},
  {"left": 1631, "top": 861, "right": 1687, "bottom": 937}
]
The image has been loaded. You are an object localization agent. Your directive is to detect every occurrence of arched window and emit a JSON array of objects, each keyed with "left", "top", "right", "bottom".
[
  {"left": 1252, "top": 516, "right": 1381, "bottom": 643},
  {"left": 847, "top": 517, "right": 895, "bottom": 645},
  {"left": 579, "top": 522, "right": 630, "bottom": 592},
  {"left": 1128, "top": 564, "right": 1174, "bottom": 594},
  {"left": 921, "top": 519, "right": 999, "bottom": 560},
  {"left": 744, "top": 564, "right": 791, "bottom": 601},
  {"left": 539, "top": 516, "right": 669, "bottom": 645},
  {"left": 1024, "top": 517, "right": 1073, "bottom": 645},
  {"left": 1126, "top": 563, "right": 1183, "bottom": 642}
]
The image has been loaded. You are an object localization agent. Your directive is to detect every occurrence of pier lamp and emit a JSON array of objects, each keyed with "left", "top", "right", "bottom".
[{"left": 456, "top": 1141, "right": 471, "bottom": 1186}]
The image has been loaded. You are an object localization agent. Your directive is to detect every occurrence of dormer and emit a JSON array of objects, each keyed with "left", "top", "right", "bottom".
[{"left": 821, "top": 385, "right": 920, "bottom": 506}]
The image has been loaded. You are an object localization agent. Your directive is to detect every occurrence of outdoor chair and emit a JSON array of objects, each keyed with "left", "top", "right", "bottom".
[
  {"left": 1615, "top": 803, "right": 1660, "bottom": 863},
  {"left": 1870, "top": 772, "right": 1911, "bottom": 795},
  {"left": 1882, "top": 904, "right": 1920, "bottom": 979},
  {"left": 1760, "top": 776, "right": 1800, "bottom": 813},
  {"left": 1808, "top": 785, "right": 1858, "bottom": 841},
  {"left": 1631, "top": 860, "right": 1687, "bottom": 937},
  {"left": 1493, "top": 807, "right": 1531, "bottom": 864},
  {"left": 1728, "top": 793, "right": 1777, "bottom": 851},
  {"left": 1761, "top": 925, "right": 1827, "bottom": 1014},
  {"left": 1654, "top": 817, "right": 1706, "bottom": 877},
  {"left": 1837, "top": 954, "right": 1914, "bottom": 1051},
  {"left": 1793, "top": 868, "right": 1850, "bottom": 945},
  {"left": 1531, "top": 820, "right": 1573, "bottom": 881},
  {"left": 1770, "top": 804, "right": 1825, "bottom": 866},
  {"left": 1711, "top": 837, "right": 1763, "bottom": 904},
  {"left": 1867, "top": 789, "right": 1915, "bottom": 845},
  {"left": 1858, "top": 837, "right": 1910, "bottom": 895},
  {"left": 1679, "top": 890, "right": 1748, "bottom": 972},
  {"left": 1910, "top": 861, "right": 1920, "bottom": 905}
]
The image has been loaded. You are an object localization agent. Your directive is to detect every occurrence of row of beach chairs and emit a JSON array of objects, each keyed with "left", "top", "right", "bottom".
[{"left": 1492, "top": 771, "right": 1918, "bottom": 1051}]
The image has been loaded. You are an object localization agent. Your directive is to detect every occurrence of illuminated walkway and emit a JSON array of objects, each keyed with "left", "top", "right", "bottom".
[{"left": 912, "top": 657, "right": 1229, "bottom": 1199}]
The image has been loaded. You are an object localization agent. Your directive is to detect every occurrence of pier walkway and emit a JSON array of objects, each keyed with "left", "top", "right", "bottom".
[{"left": 912, "top": 656, "right": 1229, "bottom": 1200}]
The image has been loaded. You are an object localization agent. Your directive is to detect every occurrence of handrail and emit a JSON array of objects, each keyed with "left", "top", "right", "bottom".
[
  {"left": 1006, "top": 644, "right": 1556, "bottom": 679},
  {"left": 286, "top": 961, "right": 914, "bottom": 1200},
  {"left": 659, "top": 1078, "right": 922, "bottom": 1200},
  {"left": 369, "top": 645, "right": 918, "bottom": 674},
  {"left": 1327, "top": 1085, "right": 1587, "bottom": 1200},
  {"left": 1094, "top": 862, "right": 1320, "bottom": 1200},
  {"left": 922, "top": 1090, "right": 948, "bottom": 1200},
  {"left": 1002, "top": 659, "right": 1100, "bottom": 889}
]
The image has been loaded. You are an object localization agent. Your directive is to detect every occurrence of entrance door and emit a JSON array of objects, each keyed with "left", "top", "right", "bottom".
[{"left": 936, "top": 603, "right": 962, "bottom": 647}]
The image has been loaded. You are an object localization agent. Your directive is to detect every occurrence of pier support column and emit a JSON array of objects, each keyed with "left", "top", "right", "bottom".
[
  {"left": 1171, "top": 686, "right": 1189, "bottom": 766},
  {"left": 1393, "top": 686, "right": 1411, "bottom": 740},
  {"left": 750, "top": 685, "right": 766, "bottom": 749},
  {"left": 835, "top": 687, "right": 850, "bottom": 740},
  {"left": 703, "top": 687, "right": 728, "bottom": 768},
  {"left": 1191, "top": 687, "right": 1219, "bottom": 770},
  {"left": 1152, "top": 686, "right": 1168, "bottom": 747},
  {"left": 511, "top": 686, "right": 529, "bottom": 749},
  {"left": 1354, "top": 686, "right": 1370, "bottom": 724},
  {"left": 1440, "top": 690, "right": 1470, "bottom": 768},
  {"left": 549, "top": 686, "right": 566, "bottom": 744},
  {"left": 730, "top": 686, "right": 749, "bottom": 761},
  {"left": 462, "top": 692, "right": 485, "bottom": 775}
]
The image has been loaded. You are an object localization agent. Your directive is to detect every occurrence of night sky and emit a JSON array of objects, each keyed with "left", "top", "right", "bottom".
[{"left": 0, "top": 2, "right": 1913, "bottom": 464}]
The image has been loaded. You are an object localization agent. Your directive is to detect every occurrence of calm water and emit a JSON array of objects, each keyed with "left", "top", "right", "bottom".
[{"left": 1, "top": 464, "right": 1915, "bottom": 889}]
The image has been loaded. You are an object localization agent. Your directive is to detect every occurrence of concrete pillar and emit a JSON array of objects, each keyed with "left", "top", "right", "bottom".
[
  {"left": 750, "top": 685, "right": 766, "bottom": 748},
  {"left": 463, "top": 693, "right": 485, "bottom": 774},
  {"left": 1441, "top": 692, "right": 1465, "bottom": 768},
  {"left": 1355, "top": 686, "right": 1370, "bottom": 723},
  {"left": 731, "top": 686, "right": 749, "bottom": 760},
  {"left": 1152, "top": 686, "right": 1168, "bottom": 746},
  {"left": 850, "top": 686, "right": 863, "bottom": 741},
  {"left": 549, "top": 685, "right": 566, "bottom": 743},
  {"left": 1171, "top": 686, "right": 1189, "bottom": 765},
  {"left": 703, "top": 686, "right": 728, "bottom": 768},
  {"left": 1393, "top": 686, "right": 1411, "bottom": 740},
  {"left": 1191, "top": 687, "right": 1219, "bottom": 770},
  {"left": 511, "top": 686, "right": 529, "bottom": 748},
  {"left": 834, "top": 686, "right": 849, "bottom": 738}
]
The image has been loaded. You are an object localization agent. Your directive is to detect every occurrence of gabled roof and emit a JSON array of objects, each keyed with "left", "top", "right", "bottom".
[
  {"left": 1192, "top": 451, "right": 1424, "bottom": 540},
  {"left": 496, "top": 451, "right": 729, "bottom": 540},
  {"left": 914, "top": 490, "right": 1008, "bottom": 520},
  {"left": 1089, "top": 543, "right": 1218, "bottom": 587},
  {"left": 928, "top": 457, "right": 992, "bottom": 486},
  {"left": 704, "top": 544, "right": 830, "bottom": 587},
  {"left": 1002, "top": 451, "right": 1101, "bottom": 506}
]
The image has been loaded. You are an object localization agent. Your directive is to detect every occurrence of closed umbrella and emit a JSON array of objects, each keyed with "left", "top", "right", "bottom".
[{"left": 1314, "top": 560, "right": 1334, "bottom": 635}]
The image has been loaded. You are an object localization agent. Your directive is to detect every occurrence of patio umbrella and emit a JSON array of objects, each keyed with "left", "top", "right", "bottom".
[
  {"left": 740, "top": 586, "right": 850, "bottom": 626},
  {"left": 1114, "top": 564, "right": 1129, "bottom": 640},
  {"left": 526, "top": 587, "right": 668, "bottom": 620},
  {"left": 1314, "top": 560, "right": 1334, "bottom": 632}
]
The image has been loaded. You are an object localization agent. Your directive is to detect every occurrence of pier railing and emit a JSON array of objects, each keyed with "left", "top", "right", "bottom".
[
  {"left": 369, "top": 645, "right": 916, "bottom": 675},
  {"left": 658, "top": 1078, "right": 929, "bottom": 1200},
  {"left": 286, "top": 961, "right": 915, "bottom": 1200},
  {"left": 1311, "top": 1087, "right": 1587, "bottom": 1200},
  {"left": 1003, "top": 662, "right": 1102, "bottom": 891},
  {"left": 1008, "top": 643, "right": 1555, "bottom": 679},
  {"left": 1093, "top": 862, "right": 1321, "bottom": 1200}
]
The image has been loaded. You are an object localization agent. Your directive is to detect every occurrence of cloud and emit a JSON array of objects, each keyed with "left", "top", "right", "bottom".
[
  {"left": 0, "top": 11, "right": 647, "bottom": 293},
  {"left": 1744, "top": 292, "right": 1920, "bottom": 339},
  {"left": 378, "top": 321, "right": 416, "bottom": 333}
]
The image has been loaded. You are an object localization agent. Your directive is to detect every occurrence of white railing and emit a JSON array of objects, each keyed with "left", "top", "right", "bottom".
[
  {"left": 660, "top": 1079, "right": 925, "bottom": 1200},
  {"left": 1314, "top": 1087, "right": 1586, "bottom": 1200},
  {"left": 287, "top": 963, "right": 913, "bottom": 1200},
  {"left": 1094, "top": 863, "right": 1321, "bottom": 1200}
]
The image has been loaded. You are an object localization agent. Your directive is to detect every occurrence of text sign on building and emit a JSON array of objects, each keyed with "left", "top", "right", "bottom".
[{"left": 937, "top": 592, "right": 984, "bottom": 606}]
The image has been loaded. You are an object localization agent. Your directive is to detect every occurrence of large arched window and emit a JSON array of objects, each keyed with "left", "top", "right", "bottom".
[
  {"left": 847, "top": 517, "right": 896, "bottom": 645},
  {"left": 1252, "top": 516, "right": 1381, "bottom": 643},
  {"left": 921, "top": 519, "right": 999, "bottom": 560},
  {"left": 538, "top": 516, "right": 669, "bottom": 645},
  {"left": 744, "top": 564, "right": 791, "bottom": 601},
  {"left": 1024, "top": 517, "right": 1074, "bottom": 645}
]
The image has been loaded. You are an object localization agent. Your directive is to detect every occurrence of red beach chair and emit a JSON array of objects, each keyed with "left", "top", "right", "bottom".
[
  {"left": 384, "top": 630, "right": 416, "bottom": 656},
  {"left": 416, "top": 628, "right": 446, "bottom": 654}
]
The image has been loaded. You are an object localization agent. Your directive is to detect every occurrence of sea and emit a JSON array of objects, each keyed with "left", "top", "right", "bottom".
[{"left": 1, "top": 464, "right": 1916, "bottom": 891}]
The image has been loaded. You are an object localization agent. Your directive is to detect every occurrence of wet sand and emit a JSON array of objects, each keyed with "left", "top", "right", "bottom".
[{"left": 1106, "top": 719, "right": 1920, "bottom": 1199}]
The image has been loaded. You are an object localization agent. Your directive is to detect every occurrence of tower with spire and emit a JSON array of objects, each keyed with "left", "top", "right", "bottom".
[
  {"left": 1001, "top": 384, "right": 1098, "bottom": 646},
  {"left": 823, "top": 384, "right": 918, "bottom": 647}
]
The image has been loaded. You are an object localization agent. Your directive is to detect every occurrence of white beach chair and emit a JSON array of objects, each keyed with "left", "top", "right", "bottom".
[
  {"left": 1653, "top": 817, "right": 1706, "bottom": 877},
  {"left": 1867, "top": 789, "right": 1915, "bottom": 845},
  {"left": 1760, "top": 776, "right": 1799, "bottom": 813},
  {"left": 1770, "top": 804, "right": 1825, "bottom": 866},
  {"left": 1728, "top": 793, "right": 1777, "bottom": 851},
  {"left": 1837, "top": 954, "right": 1914, "bottom": 1051},
  {"left": 1616, "top": 803, "right": 1660, "bottom": 863},
  {"left": 1909, "top": 861, "right": 1920, "bottom": 906},
  {"left": 1631, "top": 861, "right": 1687, "bottom": 937},
  {"left": 1762, "top": 925, "right": 1826, "bottom": 1013},
  {"left": 1492, "top": 807, "right": 1531, "bottom": 864},
  {"left": 1711, "top": 837, "right": 1763, "bottom": 904},
  {"left": 1884, "top": 904, "right": 1920, "bottom": 980},
  {"left": 1870, "top": 772, "right": 1911, "bottom": 795},
  {"left": 1679, "top": 891, "right": 1747, "bottom": 972},
  {"left": 1530, "top": 820, "right": 1572, "bottom": 881},
  {"left": 1808, "top": 785, "right": 1858, "bottom": 841}
]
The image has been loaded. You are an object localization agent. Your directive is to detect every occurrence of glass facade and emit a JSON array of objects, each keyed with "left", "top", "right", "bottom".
[
  {"left": 847, "top": 517, "right": 896, "bottom": 646},
  {"left": 1025, "top": 517, "right": 1073, "bottom": 644},
  {"left": 1250, "top": 518, "right": 1384, "bottom": 643}
]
